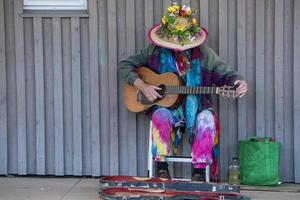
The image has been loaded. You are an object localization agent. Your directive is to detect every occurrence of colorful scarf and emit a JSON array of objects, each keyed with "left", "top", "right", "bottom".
[{"left": 160, "top": 48, "right": 202, "bottom": 138}]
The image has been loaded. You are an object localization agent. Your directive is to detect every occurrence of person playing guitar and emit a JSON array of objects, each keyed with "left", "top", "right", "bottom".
[{"left": 118, "top": 2, "right": 247, "bottom": 181}]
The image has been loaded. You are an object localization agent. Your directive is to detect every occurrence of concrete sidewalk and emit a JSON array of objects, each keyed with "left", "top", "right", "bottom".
[{"left": 1, "top": 177, "right": 300, "bottom": 200}]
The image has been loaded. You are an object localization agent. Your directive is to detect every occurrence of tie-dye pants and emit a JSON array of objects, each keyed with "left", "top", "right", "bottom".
[{"left": 151, "top": 107, "right": 220, "bottom": 171}]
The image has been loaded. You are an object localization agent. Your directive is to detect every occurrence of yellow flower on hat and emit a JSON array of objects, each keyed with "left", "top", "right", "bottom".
[
  {"left": 186, "top": 7, "right": 192, "bottom": 15},
  {"left": 162, "top": 16, "right": 167, "bottom": 25},
  {"left": 176, "top": 24, "right": 185, "bottom": 31},
  {"left": 191, "top": 18, "right": 197, "bottom": 25},
  {"left": 173, "top": 4, "right": 180, "bottom": 11},
  {"left": 168, "top": 6, "right": 176, "bottom": 13}
]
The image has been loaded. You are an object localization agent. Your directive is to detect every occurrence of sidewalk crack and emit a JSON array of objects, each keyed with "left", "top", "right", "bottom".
[{"left": 60, "top": 179, "right": 81, "bottom": 200}]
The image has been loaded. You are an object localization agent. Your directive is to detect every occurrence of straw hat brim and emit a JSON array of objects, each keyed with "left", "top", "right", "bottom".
[{"left": 148, "top": 24, "right": 208, "bottom": 51}]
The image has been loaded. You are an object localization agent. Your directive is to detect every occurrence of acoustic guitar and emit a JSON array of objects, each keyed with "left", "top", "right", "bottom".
[{"left": 124, "top": 67, "right": 238, "bottom": 113}]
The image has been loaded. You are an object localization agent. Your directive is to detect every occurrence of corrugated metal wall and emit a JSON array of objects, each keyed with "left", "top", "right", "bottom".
[{"left": 0, "top": 0, "right": 300, "bottom": 183}]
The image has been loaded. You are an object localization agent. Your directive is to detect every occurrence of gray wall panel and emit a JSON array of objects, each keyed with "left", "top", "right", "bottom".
[
  {"left": 117, "top": 0, "right": 128, "bottom": 176},
  {"left": 62, "top": 18, "right": 73, "bottom": 175},
  {"left": 153, "top": 0, "right": 163, "bottom": 25},
  {"left": 80, "top": 17, "right": 91, "bottom": 176},
  {"left": 24, "top": 18, "right": 36, "bottom": 175},
  {"left": 116, "top": 0, "right": 129, "bottom": 176},
  {"left": 89, "top": 0, "right": 101, "bottom": 177},
  {"left": 33, "top": 17, "right": 45, "bottom": 175},
  {"left": 237, "top": 0, "right": 247, "bottom": 141},
  {"left": 52, "top": 17, "right": 64, "bottom": 176},
  {"left": 127, "top": 0, "right": 138, "bottom": 176},
  {"left": 0, "top": 0, "right": 7, "bottom": 175},
  {"left": 274, "top": 0, "right": 284, "bottom": 180},
  {"left": 44, "top": 18, "right": 55, "bottom": 175},
  {"left": 255, "top": 0, "right": 266, "bottom": 137},
  {"left": 135, "top": 0, "right": 148, "bottom": 177},
  {"left": 0, "top": 0, "right": 299, "bottom": 183},
  {"left": 14, "top": 0, "right": 27, "bottom": 175},
  {"left": 218, "top": 0, "right": 229, "bottom": 181},
  {"left": 71, "top": 17, "right": 82, "bottom": 176},
  {"left": 265, "top": 0, "right": 275, "bottom": 138},
  {"left": 283, "top": 0, "right": 295, "bottom": 182},
  {"left": 227, "top": 0, "right": 238, "bottom": 165},
  {"left": 293, "top": 0, "right": 300, "bottom": 183},
  {"left": 246, "top": 0, "right": 256, "bottom": 138},
  {"left": 6, "top": 0, "right": 17, "bottom": 175},
  {"left": 98, "top": 0, "right": 110, "bottom": 176},
  {"left": 107, "top": 0, "right": 119, "bottom": 175}
]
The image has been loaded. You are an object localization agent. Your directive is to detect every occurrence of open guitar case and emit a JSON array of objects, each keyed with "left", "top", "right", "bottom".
[{"left": 99, "top": 176, "right": 251, "bottom": 200}]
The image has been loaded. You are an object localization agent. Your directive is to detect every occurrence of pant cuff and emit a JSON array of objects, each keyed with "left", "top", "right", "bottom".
[
  {"left": 193, "top": 163, "right": 207, "bottom": 169},
  {"left": 154, "top": 155, "right": 167, "bottom": 162}
]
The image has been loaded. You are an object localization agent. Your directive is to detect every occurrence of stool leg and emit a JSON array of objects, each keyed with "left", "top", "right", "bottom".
[
  {"left": 147, "top": 121, "right": 153, "bottom": 177},
  {"left": 205, "top": 164, "right": 210, "bottom": 182}
]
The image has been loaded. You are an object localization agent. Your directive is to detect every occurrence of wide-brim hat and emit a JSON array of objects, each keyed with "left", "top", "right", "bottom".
[{"left": 148, "top": 24, "right": 208, "bottom": 51}]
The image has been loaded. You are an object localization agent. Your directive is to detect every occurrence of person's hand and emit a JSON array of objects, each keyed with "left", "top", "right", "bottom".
[
  {"left": 133, "top": 78, "right": 162, "bottom": 102},
  {"left": 234, "top": 80, "right": 247, "bottom": 98},
  {"left": 141, "top": 84, "right": 162, "bottom": 102}
]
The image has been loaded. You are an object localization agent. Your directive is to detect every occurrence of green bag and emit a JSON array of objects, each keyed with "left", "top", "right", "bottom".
[{"left": 239, "top": 137, "right": 281, "bottom": 186}]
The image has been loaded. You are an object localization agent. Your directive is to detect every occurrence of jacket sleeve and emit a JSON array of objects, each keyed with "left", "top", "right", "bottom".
[
  {"left": 201, "top": 45, "right": 244, "bottom": 86},
  {"left": 118, "top": 44, "right": 156, "bottom": 85}
]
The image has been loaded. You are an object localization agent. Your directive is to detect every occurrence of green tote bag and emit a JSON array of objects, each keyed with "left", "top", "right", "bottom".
[{"left": 239, "top": 137, "right": 281, "bottom": 186}]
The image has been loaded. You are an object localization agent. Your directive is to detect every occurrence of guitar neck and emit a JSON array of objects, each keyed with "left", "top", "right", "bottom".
[{"left": 165, "top": 86, "right": 219, "bottom": 94}]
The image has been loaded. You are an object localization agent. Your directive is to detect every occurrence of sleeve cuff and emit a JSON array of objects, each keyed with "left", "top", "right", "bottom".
[
  {"left": 228, "top": 75, "right": 244, "bottom": 86},
  {"left": 128, "top": 74, "right": 139, "bottom": 86}
]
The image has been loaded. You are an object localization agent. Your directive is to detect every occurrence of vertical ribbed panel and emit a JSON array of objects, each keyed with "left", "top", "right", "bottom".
[
  {"left": 0, "top": 0, "right": 8, "bottom": 175},
  {"left": 71, "top": 17, "right": 82, "bottom": 176},
  {"left": 14, "top": 0, "right": 27, "bottom": 175},
  {"left": 33, "top": 17, "right": 45, "bottom": 175},
  {"left": 88, "top": 0, "right": 100, "bottom": 177},
  {"left": 237, "top": 0, "right": 247, "bottom": 141},
  {"left": 293, "top": 0, "right": 300, "bottom": 183},
  {"left": 107, "top": 0, "right": 119, "bottom": 176},
  {"left": 274, "top": 0, "right": 284, "bottom": 181},
  {"left": 0, "top": 0, "right": 299, "bottom": 183},
  {"left": 218, "top": 0, "right": 229, "bottom": 181},
  {"left": 52, "top": 17, "right": 64, "bottom": 176},
  {"left": 125, "top": 0, "right": 137, "bottom": 176}
]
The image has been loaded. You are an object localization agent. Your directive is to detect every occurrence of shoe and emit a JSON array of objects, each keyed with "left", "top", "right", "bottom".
[
  {"left": 191, "top": 168, "right": 205, "bottom": 182},
  {"left": 155, "top": 161, "right": 171, "bottom": 179},
  {"left": 191, "top": 173, "right": 205, "bottom": 182},
  {"left": 157, "top": 169, "right": 171, "bottom": 179}
]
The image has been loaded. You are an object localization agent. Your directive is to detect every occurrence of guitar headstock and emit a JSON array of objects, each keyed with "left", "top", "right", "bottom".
[{"left": 217, "top": 86, "right": 238, "bottom": 99}]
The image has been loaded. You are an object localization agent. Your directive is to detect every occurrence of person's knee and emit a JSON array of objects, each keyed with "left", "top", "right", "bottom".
[
  {"left": 195, "top": 109, "right": 216, "bottom": 134},
  {"left": 152, "top": 108, "right": 174, "bottom": 123},
  {"left": 196, "top": 109, "right": 214, "bottom": 122}
]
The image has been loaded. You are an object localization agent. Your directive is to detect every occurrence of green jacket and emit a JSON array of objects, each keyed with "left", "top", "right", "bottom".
[{"left": 118, "top": 44, "right": 243, "bottom": 86}]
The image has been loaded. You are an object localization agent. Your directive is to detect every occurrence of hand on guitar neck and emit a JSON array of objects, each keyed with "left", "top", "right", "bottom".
[{"left": 133, "top": 78, "right": 162, "bottom": 102}]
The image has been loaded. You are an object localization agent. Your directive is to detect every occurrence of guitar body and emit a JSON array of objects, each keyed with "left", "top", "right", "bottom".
[{"left": 124, "top": 67, "right": 181, "bottom": 113}]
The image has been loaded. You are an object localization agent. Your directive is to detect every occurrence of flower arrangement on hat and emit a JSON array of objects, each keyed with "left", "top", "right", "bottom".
[
  {"left": 160, "top": 3, "right": 202, "bottom": 44},
  {"left": 148, "top": 3, "right": 207, "bottom": 51}
]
